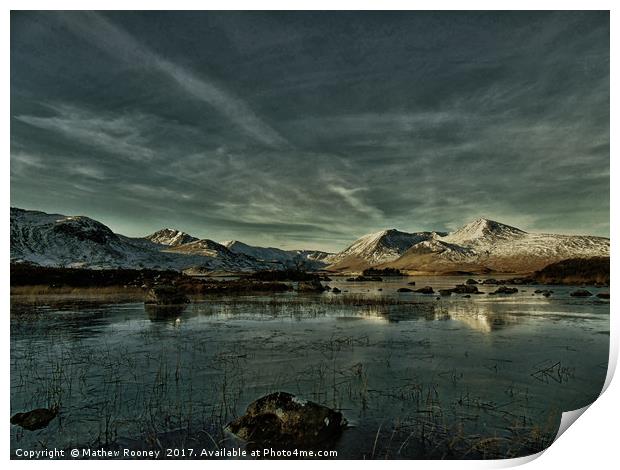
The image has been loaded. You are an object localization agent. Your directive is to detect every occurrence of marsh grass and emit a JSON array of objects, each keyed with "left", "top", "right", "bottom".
[{"left": 11, "top": 286, "right": 144, "bottom": 306}]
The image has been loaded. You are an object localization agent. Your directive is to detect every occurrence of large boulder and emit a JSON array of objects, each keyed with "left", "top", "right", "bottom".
[
  {"left": 144, "top": 285, "right": 189, "bottom": 305},
  {"left": 11, "top": 406, "right": 58, "bottom": 431},
  {"left": 226, "top": 392, "right": 346, "bottom": 449}
]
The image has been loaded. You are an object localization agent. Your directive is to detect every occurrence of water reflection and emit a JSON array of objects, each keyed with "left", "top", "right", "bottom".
[
  {"left": 445, "top": 302, "right": 520, "bottom": 333},
  {"left": 145, "top": 304, "right": 188, "bottom": 323}
]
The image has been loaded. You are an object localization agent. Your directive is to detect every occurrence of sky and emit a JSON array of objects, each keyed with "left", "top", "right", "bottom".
[{"left": 10, "top": 11, "right": 609, "bottom": 251}]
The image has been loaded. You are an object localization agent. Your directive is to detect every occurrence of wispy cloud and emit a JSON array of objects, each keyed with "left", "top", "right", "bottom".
[
  {"left": 327, "top": 184, "right": 384, "bottom": 220},
  {"left": 57, "top": 12, "right": 289, "bottom": 148},
  {"left": 14, "top": 104, "right": 156, "bottom": 161}
]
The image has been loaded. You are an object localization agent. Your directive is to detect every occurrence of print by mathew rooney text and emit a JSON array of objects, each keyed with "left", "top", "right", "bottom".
[{"left": 14, "top": 447, "right": 339, "bottom": 459}]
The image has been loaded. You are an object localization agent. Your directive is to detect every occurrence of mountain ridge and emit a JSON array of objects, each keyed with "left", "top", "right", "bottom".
[
  {"left": 222, "top": 240, "right": 333, "bottom": 269},
  {"left": 10, "top": 207, "right": 610, "bottom": 274}
]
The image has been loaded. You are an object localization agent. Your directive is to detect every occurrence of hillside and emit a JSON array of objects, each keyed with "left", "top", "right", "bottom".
[
  {"left": 222, "top": 240, "right": 332, "bottom": 269},
  {"left": 532, "top": 257, "right": 610, "bottom": 285},
  {"left": 326, "top": 229, "right": 443, "bottom": 271},
  {"left": 10, "top": 208, "right": 271, "bottom": 272},
  {"left": 382, "top": 218, "right": 609, "bottom": 273}
]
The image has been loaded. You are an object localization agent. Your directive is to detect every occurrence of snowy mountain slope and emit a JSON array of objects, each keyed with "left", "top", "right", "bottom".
[
  {"left": 10, "top": 208, "right": 271, "bottom": 272},
  {"left": 11, "top": 208, "right": 609, "bottom": 274},
  {"left": 386, "top": 218, "right": 610, "bottom": 273},
  {"left": 222, "top": 240, "right": 333, "bottom": 269},
  {"left": 145, "top": 228, "right": 198, "bottom": 246},
  {"left": 441, "top": 218, "right": 525, "bottom": 246},
  {"left": 327, "top": 229, "right": 444, "bottom": 270},
  {"left": 163, "top": 239, "right": 275, "bottom": 271}
]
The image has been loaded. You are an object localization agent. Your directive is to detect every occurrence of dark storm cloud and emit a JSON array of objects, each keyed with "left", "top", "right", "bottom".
[{"left": 10, "top": 11, "right": 609, "bottom": 251}]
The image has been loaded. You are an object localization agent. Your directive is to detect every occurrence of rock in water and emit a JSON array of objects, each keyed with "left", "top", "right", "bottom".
[
  {"left": 397, "top": 287, "right": 413, "bottom": 292},
  {"left": 415, "top": 286, "right": 434, "bottom": 294},
  {"left": 597, "top": 292, "right": 610, "bottom": 299},
  {"left": 465, "top": 278, "right": 479, "bottom": 285},
  {"left": 297, "top": 279, "right": 326, "bottom": 292},
  {"left": 226, "top": 392, "right": 346, "bottom": 449},
  {"left": 144, "top": 285, "right": 189, "bottom": 305},
  {"left": 570, "top": 289, "right": 593, "bottom": 297},
  {"left": 493, "top": 286, "right": 518, "bottom": 294},
  {"left": 11, "top": 407, "right": 58, "bottom": 431},
  {"left": 450, "top": 284, "right": 480, "bottom": 294}
]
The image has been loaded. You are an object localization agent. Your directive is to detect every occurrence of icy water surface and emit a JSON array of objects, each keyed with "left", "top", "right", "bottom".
[{"left": 11, "top": 276, "right": 609, "bottom": 459}]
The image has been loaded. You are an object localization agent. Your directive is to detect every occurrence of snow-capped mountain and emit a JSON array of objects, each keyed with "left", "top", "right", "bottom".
[
  {"left": 326, "top": 229, "right": 445, "bottom": 270},
  {"left": 10, "top": 208, "right": 610, "bottom": 274},
  {"left": 145, "top": 228, "right": 198, "bottom": 247},
  {"left": 384, "top": 218, "right": 610, "bottom": 273},
  {"left": 10, "top": 208, "right": 272, "bottom": 272},
  {"left": 441, "top": 218, "right": 525, "bottom": 246},
  {"left": 222, "top": 240, "right": 333, "bottom": 269}
]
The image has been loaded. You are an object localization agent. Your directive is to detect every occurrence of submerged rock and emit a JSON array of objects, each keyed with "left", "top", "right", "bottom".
[
  {"left": 144, "top": 286, "right": 189, "bottom": 305},
  {"left": 439, "top": 289, "right": 452, "bottom": 296},
  {"left": 226, "top": 392, "right": 346, "bottom": 449},
  {"left": 11, "top": 406, "right": 58, "bottom": 431},
  {"left": 570, "top": 289, "right": 593, "bottom": 297},
  {"left": 407, "top": 281, "right": 416, "bottom": 286},
  {"left": 465, "top": 278, "right": 478, "bottom": 285}
]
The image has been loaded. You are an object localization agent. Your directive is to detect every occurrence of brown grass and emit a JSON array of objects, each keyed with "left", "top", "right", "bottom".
[{"left": 10, "top": 286, "right": 145, "bottom": 305}]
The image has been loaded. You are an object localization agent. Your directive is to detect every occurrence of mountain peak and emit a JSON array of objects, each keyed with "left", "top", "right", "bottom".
[
  {"left": 442, "top": 218, "right": 525, "bottom": 245},
  {"left": 327, "top": 228, "right": 437, "bottom": 268},
  {"left": 145, "top": 228, "right": 198, "bottom": 247},
  {"left": 221, "top": 240, "right": 250, "bottom": 249}
]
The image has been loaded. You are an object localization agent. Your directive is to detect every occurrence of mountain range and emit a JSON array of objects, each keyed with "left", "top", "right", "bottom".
[{"left": 10, "top": 207, "right": 609, "bottom": 274}]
